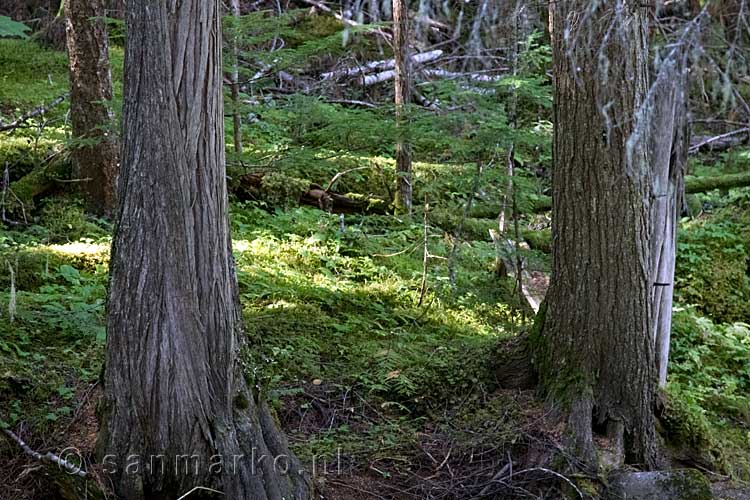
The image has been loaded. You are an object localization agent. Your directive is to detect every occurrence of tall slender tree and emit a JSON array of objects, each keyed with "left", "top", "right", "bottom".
[
  {"left": 393, "top": 0, "right": 412, "bottom": 214},
  {"left": 65, "top": 0, "right": 118, "bottom": 215},
  {"left": 536, "top": 0, "right": 657, "bottom": 467},
  {"left": 229, "top": 0, "right": 243, "bottom": 155},
  {"left": 96, "top": 1, "right": 311, "bottom": 498}
]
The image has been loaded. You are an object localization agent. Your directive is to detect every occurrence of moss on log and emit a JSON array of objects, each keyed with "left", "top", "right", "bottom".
[
  {"left": 684, "top": 171, "right": 750, "bottom": 193},
  {"left": 234, "top": 171, "right": 388, "bottom": 214},
  {"left": 6, "top": 158, "right": 70, "bottom": 211},
  {"left": 469, "top": 172, "right": 750, "bottom": 219}
]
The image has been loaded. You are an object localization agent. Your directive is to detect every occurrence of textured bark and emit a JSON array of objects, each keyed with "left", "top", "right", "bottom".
[
  {"left": 649, "top": 49, "right": 689, "bottom": 388},
  {"left": 538, "top": 0, "right": 657, "bottom": 468},
  {"left": 65, "top": 0, "right": 119, "bottom": 216},
  {"left": 96, "top": 2, "right": 311, "bottom": 499},
  {"left": 393, "top": 0, "right": 412, "bottom": 215}
]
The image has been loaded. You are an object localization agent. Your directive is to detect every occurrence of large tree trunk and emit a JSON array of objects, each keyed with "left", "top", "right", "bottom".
[
  {"left": 95, "top": 1, "right": 311, "bottom": 499},
  {"left": 649, "top": 48, "right": 689, "bottom": 388},
  {"left": 393, "top": 0, "right": 412, "bottom": 214},
  {"left": 536, "top": 0, "right": 657, "bottom": 468},
  {"left": 64, "top": 0, "right": 119, "bottom": 216}
]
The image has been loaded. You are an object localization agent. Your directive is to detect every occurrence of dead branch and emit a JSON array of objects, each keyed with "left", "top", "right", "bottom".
[
  {"left": 2, "top": 428, "right": 87, "bottom": 477},
  {"left": 321, "top": 50, "right": 443, "bottom": 80},
  {"left": 0, "top": 94, "right": 69, "bottom": 132},
  {"left": 689, "top": 127, "right": 750, "bottom": 153},
  {"left": 422, "top": 68, "right": 507, "bottom": 82}
]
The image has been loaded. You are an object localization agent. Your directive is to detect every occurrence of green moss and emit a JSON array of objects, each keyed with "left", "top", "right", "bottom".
[
  {"left": 657, "top": 469, "right": 712, "bottom": 500},
  {"left": 0, "top": 136, "right": 63, "bottom": 181},
  {"left": 660, "top": 387, "right": 720, "bottom": 456},
  {"left": 234, "top": 393, "right": 250, "bottom": 410},
  {"left": 259, "top": 172, "right": 311, "bottom": 209},
  {"left": 36, "top": 197, "right": 108, "bottom": 243},
  {"left": 522, "top": 228, "right": 551, "bottom": 253},
  {"left": 294, "top": 14, "right": 344, "bottom": 40},
  {"left": 0, "top": 39, "right": 68, "bottom": 108}
]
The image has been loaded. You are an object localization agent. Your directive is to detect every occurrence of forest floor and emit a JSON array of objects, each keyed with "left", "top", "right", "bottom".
[{"left": 1, "top": 38, "right": 750, "bottom": 499}]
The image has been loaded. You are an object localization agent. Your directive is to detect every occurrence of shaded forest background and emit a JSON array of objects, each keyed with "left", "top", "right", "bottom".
[{"left": 1, "top": 0, "right": 750, "bottom": 498}]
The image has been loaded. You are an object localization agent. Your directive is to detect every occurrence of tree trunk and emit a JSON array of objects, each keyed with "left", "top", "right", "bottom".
[
  {"left": 64, "top": 0, "right": 118, "bottom": 216},
  {"left": 95, "top": 1, "right": 311, "bottom": 499},
  {"left": 230, "top": 0, "right": 243, "bottom": 155},
  {"left": 393, "top": 0, "right": 412, "bottom": 215},
  {"left": 536, "top": 0, "right": 657, "bottom": 468},
  {"left": 106, "top": 0, "right": 125, "bottom": 19},
  {"left": 649, "top": 48, "right": 689, "bottom": 388}
]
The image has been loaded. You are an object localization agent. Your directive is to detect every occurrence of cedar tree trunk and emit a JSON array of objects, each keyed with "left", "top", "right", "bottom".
[
  {"left": 96, "top": 1, "right": 311, "bottom": 498},
  {"left": 537, "top": 0, "right": 657, "bottom": 468}
]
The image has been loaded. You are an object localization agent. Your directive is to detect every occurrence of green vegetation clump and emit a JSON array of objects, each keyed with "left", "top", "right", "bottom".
[
  {"left": 259, "top": 171, "right": 311, "bottom": 209},
  {"left": 0, "top": 39, "right": 69, "bottom": 108},
  {"left": 670, "top": 309, "right": 750, "bottom": 425},
  {"left": 0, "top": 136, "right": 63, "bottom": 180},
  {"left": 676, "top": 218, "right": 749, "bottom": 323},
  {"left": 35, "top": 198, "right": 109, "bottom": 243},
  {"left": 664, "top": 307, "right": 750, "bottom": 478}
]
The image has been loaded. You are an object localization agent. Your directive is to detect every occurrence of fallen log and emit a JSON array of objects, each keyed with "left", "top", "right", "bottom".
[
  {"left": 421, "top": 69, "right": 507, "bottom": 82},
  {"left": 235, "top": 171, "right": 388, "bottom": 214},
  {"left": 689, "top": 128, "right": 749, "bottom": 153},
  {"left": 684, "top": 171, "right": 750, "bottom": 193},
  {"left": 3, "top": 156, "right": 71, "bottom": 214},
  {"left": 469, "top": 172, "right": 750, "bottom": 218},
  {"left": 321, "top": 49, "right": 443, "bottom": 80}
]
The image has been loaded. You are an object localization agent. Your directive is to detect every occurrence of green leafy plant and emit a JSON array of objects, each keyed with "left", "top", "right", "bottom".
[{"left": 0, "top": 16, "right": 30, "bottom": 39}]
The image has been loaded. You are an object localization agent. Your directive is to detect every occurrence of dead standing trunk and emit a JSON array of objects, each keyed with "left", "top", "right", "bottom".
[
  {"left": 65, "top": 0, "right": 119, "bottom": 215},
  {"left": 96, "top": 1, "right": 311, "bottom": 498},
  {"left": 649, "top": 48, "right": 689, "bottom": 388},
  {"left": 393, "top": 0, "right": 412, "bottom": 214},
  {"left": 536, "top": 0, "right": 657, "bottom": 468},
  {"left": 230, "top": 0, "right": 243, "bottom": 155}
]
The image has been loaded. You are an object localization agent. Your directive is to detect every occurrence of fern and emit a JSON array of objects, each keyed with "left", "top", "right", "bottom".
[{"left": 0, "top": 16, "right": 30, "bottom": 40}]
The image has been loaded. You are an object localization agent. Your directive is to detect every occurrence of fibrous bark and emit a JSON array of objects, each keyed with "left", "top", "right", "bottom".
[
  {"left": 537, "top": 0, "right": 657, "bottom": 468},
  {"left": 96, "top": 1, "right": 311, "bottom": 498},
  {"left": 65, "top": 0, "right": 118, "bottom": 216}
]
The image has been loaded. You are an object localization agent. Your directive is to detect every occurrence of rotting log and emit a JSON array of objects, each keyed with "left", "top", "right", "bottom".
[
  {"left": 5, "top": 157, "right": 71, "bottom": 211},
  {"left": 469, "top": 172, "right": 750, "bottom": 218},
  {"left": 235, "top": 172, "right": 389, "bottom": 214},
  {"left": 684, "top": 171, "right": 750, "bottom": 193}
]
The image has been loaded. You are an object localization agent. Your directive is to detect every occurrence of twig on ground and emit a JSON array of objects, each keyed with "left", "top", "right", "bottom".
[{"left": 2, "top": 428, "right": 87, "bottom": 477}]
